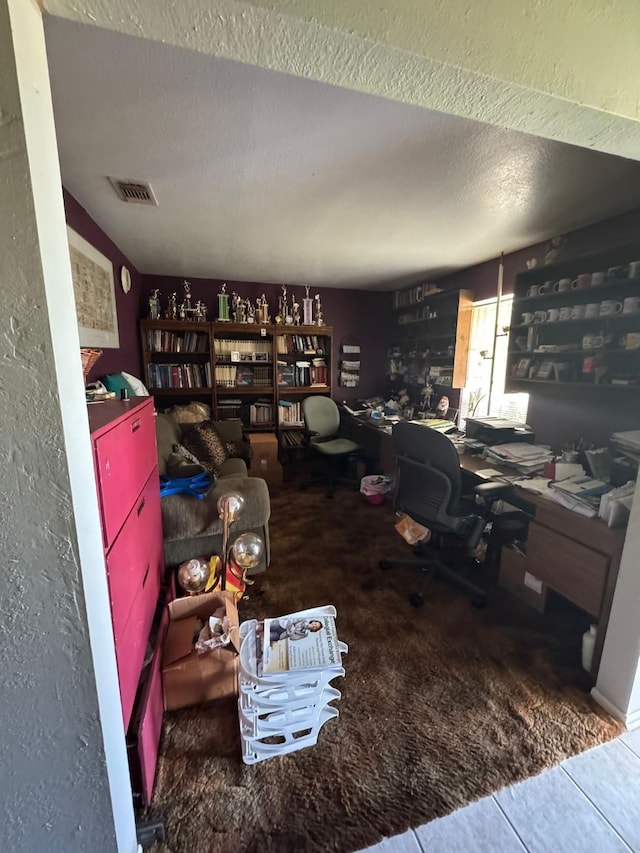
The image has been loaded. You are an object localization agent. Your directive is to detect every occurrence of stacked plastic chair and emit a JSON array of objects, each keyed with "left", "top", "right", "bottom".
[{"left": 238, "top": 605, "right": 347, "bottom": 764}]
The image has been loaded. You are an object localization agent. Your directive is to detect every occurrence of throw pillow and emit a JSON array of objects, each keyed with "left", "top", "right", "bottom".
[
  {"left": 181, "top": 420, "right": 230, "bottom": 474},
  {"left": 225, "top": 439, "right": 253, "bottom": 463}
]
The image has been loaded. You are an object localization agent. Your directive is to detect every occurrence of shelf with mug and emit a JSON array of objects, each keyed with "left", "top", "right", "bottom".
[
  {"left": 508, "top": 377, "right": 639, "bottom": 391},
  {"left": 508, "top": 347, "right": 640, "bottom": 358},
  {"left": 514, "top": 275, "right": 636, "bottom": 305}
]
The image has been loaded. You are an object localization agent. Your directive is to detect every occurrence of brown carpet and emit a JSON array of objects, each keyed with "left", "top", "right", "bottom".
[{"left": 148, "top": 484, "right": 622, "bottom": 853}]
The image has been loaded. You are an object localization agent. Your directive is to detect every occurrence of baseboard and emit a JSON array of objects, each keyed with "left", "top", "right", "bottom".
[{"left": 591, "top": 687, "right": 640, "bottom": 729}]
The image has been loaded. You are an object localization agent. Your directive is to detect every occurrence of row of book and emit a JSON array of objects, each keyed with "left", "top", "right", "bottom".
[
  {"left": 215, "top": 365, "right": 272, "bottom": 387},
  {"left": 278, "top": 400, "right": 304, "bottom": 427},
  {"left": 276, "top": 334, "right": 328, "bottom": 355},
  {"left": 146, "top": 330, "right": 209, "bottom": 353},
  {"left": 147, "top": 361, "right": 211, "bottom": 389},
  {"left": 250, "top": 401, "right": 275, "bottom": 426},
  {"left": 214, "top": 338, "right": 271, "bottom": 356},
  {"left": 277, "top": 359, "right": 327, "bottom": 387}
]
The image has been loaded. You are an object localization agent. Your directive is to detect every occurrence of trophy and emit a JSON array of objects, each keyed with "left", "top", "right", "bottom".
[
  {"left": 314, "top": 293, "right": 324, "bottom": 326},
  {"left": 231, "top": 291, "right": 240, "bottom": 323},
  {"left": 246, "top": 298, "right": 255, "bottom": 323},
  {"left": 258, "top": 294, "right": 269, "bottom": 325},
  {"left": 303, "top": 285, "right": 313, "bottom": 325},
  {"left": 165, "top": 292, "right": 177, "bottom": 320},
  {"left": 217, "top": 282, "right": 230, "bottom": 322},
  {"left": 179, "top": 280, "right": 193, "bottom": 320},
  {"left": 148, "top": 289, "right": 161, "bottom": 320},
  {"left": 292, "top": 296, "right": 301, "bottom": 325},
  {"left": 195, "top": 300, "right": 207, "bottom": 321}
]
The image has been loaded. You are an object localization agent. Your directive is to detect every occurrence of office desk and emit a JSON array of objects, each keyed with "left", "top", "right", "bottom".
[{"left": 342, "top": 410, "right": 626, "bottom": 680}]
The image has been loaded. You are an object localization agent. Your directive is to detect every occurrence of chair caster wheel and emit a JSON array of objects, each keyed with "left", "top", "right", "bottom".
[
  {"left": 471, "top": 594, "right": 487, "bottom": 609},
  {"left": 379, "top": 560, "right": 392, "bottom": 570},
  {"left": 409, "top": 592, "right": 424, "bottom": 608}
]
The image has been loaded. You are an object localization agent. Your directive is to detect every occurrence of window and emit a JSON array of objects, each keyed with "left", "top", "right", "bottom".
[{"left": 459, "top": 296, "right": 529, "bottom": 428}]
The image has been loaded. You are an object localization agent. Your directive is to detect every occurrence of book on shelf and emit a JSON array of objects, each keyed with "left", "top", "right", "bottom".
[
  {"left": 235, "top": 367, "right": 254, "bottom": 386},
  {"left": 277, "top": 362, "right": 295, "bottom": 386}
]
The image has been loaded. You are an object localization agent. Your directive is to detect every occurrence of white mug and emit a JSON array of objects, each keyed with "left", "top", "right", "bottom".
[
  {"left": 623, "top": 296, "right": 640, "bottom": 314},
  {"left": 554, "top": 278, "right": 572, "bottom": 292},
  {"left": 559, "top": 306, "right": 572, "bottom": 321},
  {"left": 537, "top": 281, "right": 554, "bottom": 295},
  {"left": 533, "top": 310, "right": 548, "bottom": 323},
  {"left": 521, "top": 312, "right": 535, "bottom": 325},
  {"left": 547, "top": 308, "right": 560, "bottom": 322},
  {"left": 571, "top": 304, "right": 587, "bottom": 320},
  {"left": 526, "top": 285, "right": 539, "bottom": 297},
  {"left": 585, "top": 302, "right": 600, "bottom": 318},
  {"left": 590, "top": 271, "right": 607, "bottom": 287},
  {"left": 628, "top": 261, "right": 640, "bottom": 279},
  {"left": 600, "top": 299, "right": 623, "bottom": 316}
]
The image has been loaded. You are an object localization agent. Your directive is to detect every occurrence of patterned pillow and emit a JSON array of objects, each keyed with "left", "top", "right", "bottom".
[
  {"left": 225, "top": 440, "right": 253, "bottom": 463},
  {"left": 181, "top": 421, "right": 230, "bottom": 474}
]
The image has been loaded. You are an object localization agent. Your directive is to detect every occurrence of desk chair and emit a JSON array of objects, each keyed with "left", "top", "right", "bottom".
[
  {"left": 380, "top": 421, "right": 511, "bottom": 606},
  {"left": 302, "top": 396, "right": 363, "bottom": 498}
]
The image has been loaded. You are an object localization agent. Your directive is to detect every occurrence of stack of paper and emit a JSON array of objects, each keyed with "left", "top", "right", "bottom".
[
  {"left": 611, "top": 431, "right": 640, "bottom": 461},
  {"left": 484, "top": 443, "right": 553, "bottom": 474}
]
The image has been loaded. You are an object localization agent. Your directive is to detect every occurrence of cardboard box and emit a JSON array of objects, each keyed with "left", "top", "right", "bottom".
[
  {"left": 499, "top": 547, "right": 548, "bottom": 614},
  {"left": 162, "top": 591, "right": 240, "bottom": 711},
  {"left": 248, "top": 432, "right": 283, "bottom": 487}
]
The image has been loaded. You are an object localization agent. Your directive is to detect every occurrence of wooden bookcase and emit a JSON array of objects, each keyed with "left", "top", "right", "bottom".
[
  {"left": 139, "top": 320, "right": 333, "bottom": 448},
  {"left": 387, "top": 287, "right": 473, "bottom": 395}
]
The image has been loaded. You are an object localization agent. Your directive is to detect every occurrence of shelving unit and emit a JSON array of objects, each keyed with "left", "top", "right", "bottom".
[
  {"left": 506, "top": 247, "right": 640, "bottom": 392},
  {"left": 387, "top": 287, "right": 473, "bottom": 395},
  {"left": 140, "top": 320, "right": 333, "bottom": 451}
]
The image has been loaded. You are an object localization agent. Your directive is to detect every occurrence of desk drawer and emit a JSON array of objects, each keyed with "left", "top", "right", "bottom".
[{"left": 526, "top": 521, "right": 607, "bottom": 617}]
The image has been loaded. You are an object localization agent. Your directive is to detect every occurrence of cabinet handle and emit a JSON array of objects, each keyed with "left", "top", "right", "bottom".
[
  {"left": 142, "top": 562, "right": 150, "bottom": 587},
  {"left": 137, "top": 497, "right": 146, "bottom": 516},
  {"left": 131, "top": 419, "right": 141, "bottom": 433}
]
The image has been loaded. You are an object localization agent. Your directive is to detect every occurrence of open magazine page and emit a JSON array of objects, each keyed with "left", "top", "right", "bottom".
[{"left": 263, "top": 613, "right": 340, "bottom": 673}]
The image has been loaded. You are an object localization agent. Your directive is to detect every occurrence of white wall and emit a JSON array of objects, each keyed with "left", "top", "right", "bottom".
[{"left": 1, "top": 0, "right": 135, "bottom": 849}]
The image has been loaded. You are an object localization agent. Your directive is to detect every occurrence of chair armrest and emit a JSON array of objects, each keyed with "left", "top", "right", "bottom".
[{"left": 474, "top": 481, "right": 513, "bottom": 503}]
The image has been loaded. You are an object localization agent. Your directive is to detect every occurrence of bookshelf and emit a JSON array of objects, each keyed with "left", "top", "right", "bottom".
[{"left": 140, "top": 320, "right": 333, "bottom": 446}]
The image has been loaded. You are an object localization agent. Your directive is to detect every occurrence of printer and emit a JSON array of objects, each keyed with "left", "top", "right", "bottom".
[{"left": 464, "top": 417, "right": 535, "bottom": 447}]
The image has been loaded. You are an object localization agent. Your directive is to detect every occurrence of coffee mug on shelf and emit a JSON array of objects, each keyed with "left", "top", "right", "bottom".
[
  {"left": 521, "top": 312, "right": 535, "bottom": 325},
  {"left": 559, "top": 306, "right": 573, "bottom": 321},
  {"left": 547, "top": 308, "right": 561, "bottom": 322},
  {"left": 526, "top": 285, "right": 539, "bottom": 297},
  {"left": 582, "top": 334, "right": 604, "bottom": 350},
  {"left": 628, "top": 261, "right": 640, "bottom": 280},
  {"left": 622, "top": 296, "right": 640, "bottom": 314},
  {"left": 600, "top": 299, "right": 623, "bottom": 316},
  {"left": 571, "top": 304, "right": 587, "bottom": 320},
  {"left": 571, "top": 273, "right": 591, "bottom": 290},
  {"left": 585, "top": 302, "right": 600, "bottom": 319},
  {"left": 533, "top": 310, "right": 548, "bottom": 323},
  {"left": 607, "top": 266, "right": 627, "bottom": 280},
  {"left": 590, "top": 271, "right": 607, "bottom": 287},
  {"left": 554, "top": 278, "right": 572, "bottom": 292},
  {"left": 537, "top": 281, "right": 554, "bottom": 295}
]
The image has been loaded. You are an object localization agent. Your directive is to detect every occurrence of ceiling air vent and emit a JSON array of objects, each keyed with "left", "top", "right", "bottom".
[{"left": 108, "top": 177, "right": 158, "bottom": 206}]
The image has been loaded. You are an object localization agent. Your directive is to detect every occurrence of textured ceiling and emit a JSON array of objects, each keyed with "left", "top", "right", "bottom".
[{"left": 45, "top": 18, "right": 640, "bottom": 290}]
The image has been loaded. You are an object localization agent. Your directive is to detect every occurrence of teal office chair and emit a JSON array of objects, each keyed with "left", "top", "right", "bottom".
[{"left": 302, "top": 396, "right": 363, "bottom": 498}]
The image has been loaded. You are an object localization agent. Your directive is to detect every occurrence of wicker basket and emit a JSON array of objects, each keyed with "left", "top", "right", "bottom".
[{"left": 81, "top": 348, "right": 103, "bottom": 383}]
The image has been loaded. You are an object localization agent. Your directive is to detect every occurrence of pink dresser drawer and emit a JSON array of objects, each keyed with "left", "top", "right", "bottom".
[
  {"left": 94, "top": 400, "right": 157, "bottom": 548},
  {"left": 106, "top": 473, "right": 163, "bottom": 648},
  {"left": 127, "top": 593, "right": 172, "bottom": 807}
]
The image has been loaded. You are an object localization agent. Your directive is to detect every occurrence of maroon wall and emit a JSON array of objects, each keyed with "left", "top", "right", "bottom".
[
  {"left": 63, "top": 190, "right": 143, "bottom": 382},
  {"left": 142, "top": 275, "right": 387, "bottom": 402}
]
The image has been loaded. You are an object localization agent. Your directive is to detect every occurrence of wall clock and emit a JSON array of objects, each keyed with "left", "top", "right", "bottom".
[{"left": 120, "top": 265, "right": 132, "bottom": 294}]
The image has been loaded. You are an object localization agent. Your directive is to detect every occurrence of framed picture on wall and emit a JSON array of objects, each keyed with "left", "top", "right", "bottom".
[{"left": 67, "top": 226, "right": 119, "bottom": 348}]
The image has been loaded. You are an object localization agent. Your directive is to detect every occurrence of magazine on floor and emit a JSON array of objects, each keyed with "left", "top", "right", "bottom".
[{"left": 263, "top": 609, "right": 342, "bottom": 674}]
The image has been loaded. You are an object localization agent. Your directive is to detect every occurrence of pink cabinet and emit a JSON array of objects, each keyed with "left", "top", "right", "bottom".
[{"left": 89, "top": 397, "right": 165, "bottom": 731}]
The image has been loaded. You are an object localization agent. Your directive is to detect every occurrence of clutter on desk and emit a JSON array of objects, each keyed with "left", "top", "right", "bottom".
[
  {"left": 483, "top": 442, "right": 554, "bottom": 474},
  {"left": 599, "top": 481, "right": 636, "bottom": 528}
]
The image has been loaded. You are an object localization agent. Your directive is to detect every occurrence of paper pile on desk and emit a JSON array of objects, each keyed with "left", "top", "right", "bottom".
[
  {"left": 483, "top": 443, "right": 553, "bottom": 474},
  {"left": 611, "top": 431, "right": 640, "bottom": 461},
  {"left": 599, "top": 481, "right": 636, "bottom": 528}
]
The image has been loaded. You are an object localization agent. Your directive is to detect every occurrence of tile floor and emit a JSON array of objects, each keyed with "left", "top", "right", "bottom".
[{"left": 357, "top": 728, "right": 640, "bottom": 853}]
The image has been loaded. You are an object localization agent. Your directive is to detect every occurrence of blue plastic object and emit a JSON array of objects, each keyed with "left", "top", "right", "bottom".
[{"left": 159, "top": 471, "right": 214, "bottom": 500}]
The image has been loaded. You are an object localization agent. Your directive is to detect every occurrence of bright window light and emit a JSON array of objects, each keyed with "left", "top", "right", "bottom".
[{"left": 460, "top": 296, "right": 529, "bottom": 429}]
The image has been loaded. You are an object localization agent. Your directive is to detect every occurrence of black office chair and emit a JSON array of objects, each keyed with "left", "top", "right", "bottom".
[
  {"left": 302, "top": 396, "right": 363, "bottom": 498},
  {"left": 380, "top": 420, "right": 511, "bottom": 606}
]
